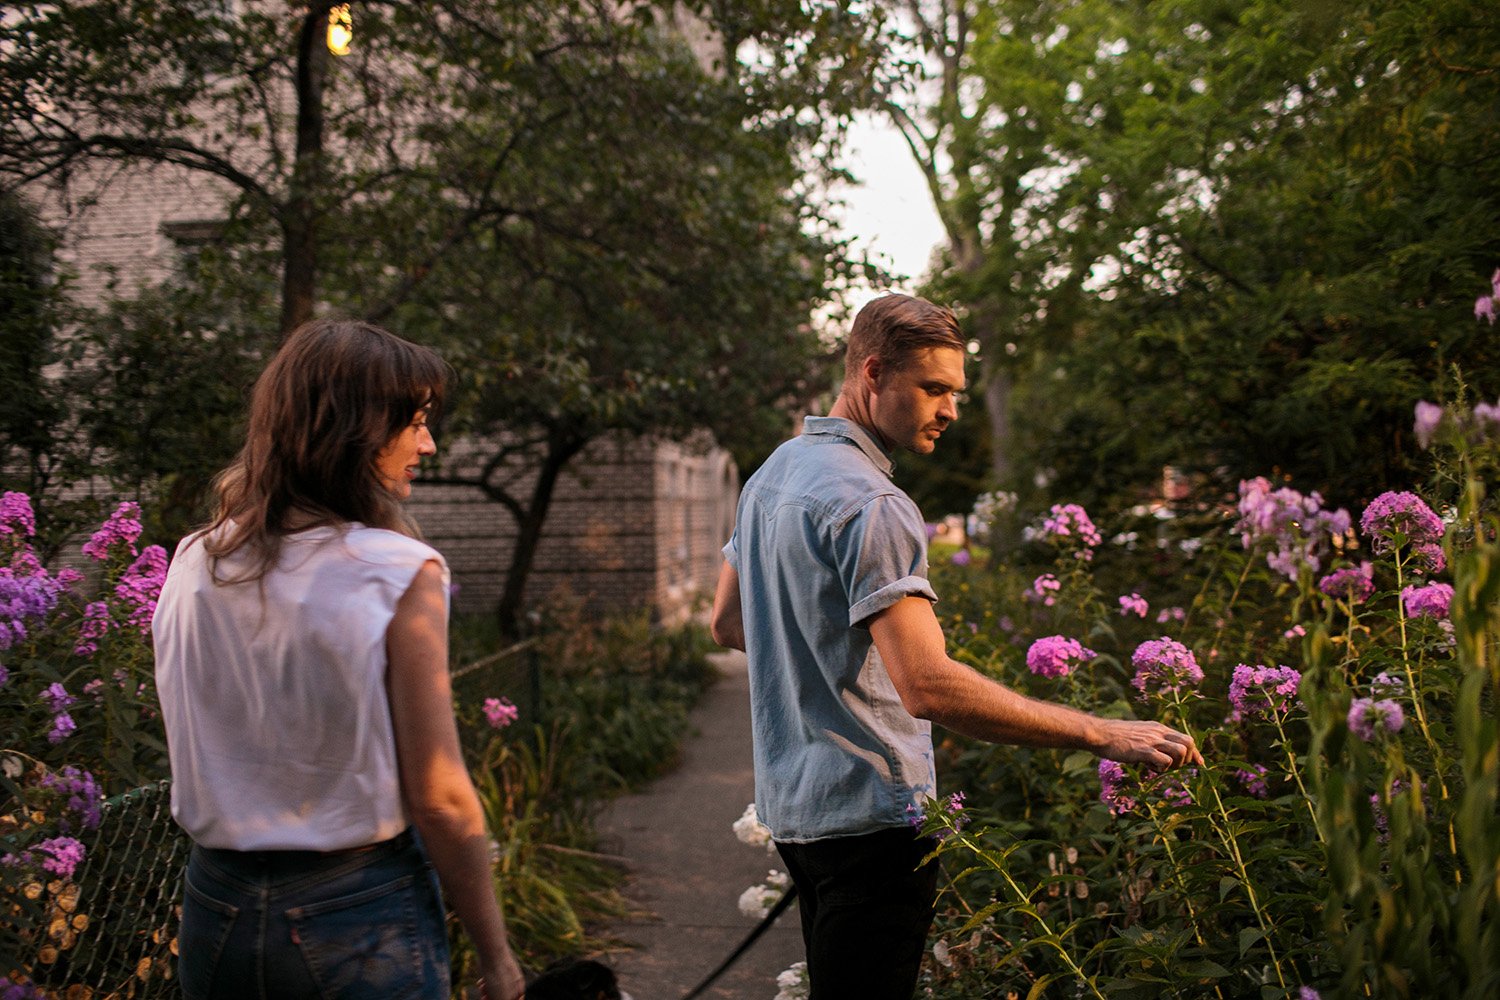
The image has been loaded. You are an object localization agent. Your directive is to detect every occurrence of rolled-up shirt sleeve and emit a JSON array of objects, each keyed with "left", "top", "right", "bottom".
[{"left": 838, "top": 493, "right": 938, "bottom": 627}]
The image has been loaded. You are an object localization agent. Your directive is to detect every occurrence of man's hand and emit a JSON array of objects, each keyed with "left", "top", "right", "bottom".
[{"left": 1095, "top": 719, "right": 1203, "bottom": 770}]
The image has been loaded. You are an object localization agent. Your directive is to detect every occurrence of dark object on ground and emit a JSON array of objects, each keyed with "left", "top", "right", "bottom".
[{"left": 526, "top": 958, "right": 622, "bottom": 1000}]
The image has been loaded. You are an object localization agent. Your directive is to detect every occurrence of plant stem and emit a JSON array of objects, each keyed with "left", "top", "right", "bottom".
[
  {"left": 1271, "top": 712, "right": 1322, "bottom": 842},
  {"left": 1145, "top": 800, "right": 1227, "bottom": 1000}
]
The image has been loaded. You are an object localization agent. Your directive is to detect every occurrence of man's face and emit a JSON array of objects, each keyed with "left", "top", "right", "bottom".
[{"left": 867, "top": 346, "right": 966, "bottom": 455}]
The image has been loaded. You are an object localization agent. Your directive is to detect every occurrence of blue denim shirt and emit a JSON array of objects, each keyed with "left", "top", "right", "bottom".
[{"left": 724, "top": 416, "right": 938, "bottom": 842}]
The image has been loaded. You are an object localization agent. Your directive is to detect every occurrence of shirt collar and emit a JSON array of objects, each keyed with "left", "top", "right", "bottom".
[{"left": 802, "top": 415, "right": 895, "bottom": 478}]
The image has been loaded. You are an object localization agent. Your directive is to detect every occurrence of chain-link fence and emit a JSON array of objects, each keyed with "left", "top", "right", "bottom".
[{"left": 16, "top": 779, "right": 188, "bottom": 998}]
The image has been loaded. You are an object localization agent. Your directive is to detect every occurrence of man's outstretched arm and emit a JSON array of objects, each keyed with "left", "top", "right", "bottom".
[
  {"left": 710, "top": 561, "right": 745, "bottom": 652},
  {"left": 870, "top": 596, "right": 1203, "bottom": 770}
]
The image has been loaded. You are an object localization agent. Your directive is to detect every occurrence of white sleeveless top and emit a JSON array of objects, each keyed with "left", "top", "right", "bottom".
[{"left": 152, "top": 524, "right": 448, "bottom": 851}]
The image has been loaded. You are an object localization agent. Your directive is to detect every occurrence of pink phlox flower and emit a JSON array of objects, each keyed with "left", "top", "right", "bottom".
[
  {"left": 1026, "top": 635, "right": 1095, "bottom": 678},
  {"left": 1401, "top": 581, "right": 1453, "bottom": 620},
  {"left": 115, "top": 545, "right": 168, "bottom": 633},
  {"left": 0, "top": 492, "right": 36, "bottom": 537},
  {"left": 1360, "top": 491, "right": 1444, "bottom": 555},
  {"left": 34, "top": 836, "right": 87, "bottom": 880},
  {"left": 482, "top": 696, "right": 519, "bottom": 729},
  {"left": 1284, "top": 624, "right": 1307, "bottom": 639},
  {"left": 1409, "top": 542, "right": 1445, "bottom": 576},
  {"left": 1477, "top": 294, "right": 1496, "bottom": 325},
  {"left": 1348, "top": 697, "right": 1404, "bottom": 741},
  {"left": 946, "top": 791, "right": 966, "bottom": 813},
  {"left": 1317, "top": 562, "right": 1375, "bottom": 604},
  {"left": 1155, "top": 606, "right": 1185, "bottom": 624},
  {"left": 1300, "top": 988, "right": 1322, "bottom": 1000},
  {"left": 1234, "top": 764, "right": 1271, "bottom": 799},
  {"left": 74, "top": 601, "right": 112, "bottom": 658},
  {"left": 1028, "top": 574, "right": 1061, "bottom": 606},
  {"left": 1039, "top": 503, "right": 1101, "bottom": 559},
  {"left": 949, "top": 548, "right": 971, "bottom": 567},
  {"left": 1493, "top": 267, "right": 1500, "bottom": 300},
  {"left": 1130, "top": 637, "right": 1204, "bottom": 697},
  {"left": 1118, "top": 593, "right": 1148, "bottom": 618},
  {"left": 1236, "top": 478, "right": 1350, "bottom": 580},
  {"left": 1228, "top": 664, "right": 1302, "bottom": 722},
  {"left": 1414, "top": 401, "right": 1443, "bottom": 449},
  {"left": 81, "top": 501, "right": 143, "bottom": 561},
  {"left": 1098, "top": 760, "right": 1138, "bottom": 815}
]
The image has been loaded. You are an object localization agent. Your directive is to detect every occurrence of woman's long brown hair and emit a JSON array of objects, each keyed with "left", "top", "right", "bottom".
[{"left": 202, "top": 318, "right": 450, "bottom": 581}]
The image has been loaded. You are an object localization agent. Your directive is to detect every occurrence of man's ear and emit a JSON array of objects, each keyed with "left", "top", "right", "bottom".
[{"left": 862, "top": 354, "right": 886, "bottom": 389}]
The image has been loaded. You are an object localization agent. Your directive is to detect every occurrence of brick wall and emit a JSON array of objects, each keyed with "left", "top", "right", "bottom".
[{"left": 408, "top": 432, "right": 739, "bottom": 623}]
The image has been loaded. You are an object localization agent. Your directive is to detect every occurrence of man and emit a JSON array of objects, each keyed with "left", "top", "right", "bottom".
[{"left": 710, "top": 293, "right": 1201, "bottom": 1000}]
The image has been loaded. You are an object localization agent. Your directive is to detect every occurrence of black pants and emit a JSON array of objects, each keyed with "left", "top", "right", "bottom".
[{"left": 776, "top": 826, "right": 941, "bottom": 1000}]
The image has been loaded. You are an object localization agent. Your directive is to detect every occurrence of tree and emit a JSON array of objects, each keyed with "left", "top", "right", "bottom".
[
  {"left": 3, "top": 2, "right": 886, "bottom": 626},
  {"left": 880, "top": 0, "right": 1500, "bottom": 512}
]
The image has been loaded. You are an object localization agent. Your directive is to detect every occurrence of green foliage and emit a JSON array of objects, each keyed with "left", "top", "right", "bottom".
[
  {"left": 914, "top": 403, "right": 1499, "bottom": 997},
  {"left": 447, "top": 607, "right": 716, "bottom": 972}
]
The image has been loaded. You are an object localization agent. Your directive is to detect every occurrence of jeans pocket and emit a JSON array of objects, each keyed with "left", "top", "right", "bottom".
[
  {"left": 288, "top": 873, "right": 446, "bottom": 1000},
  {"left": 179, "top": 873, "right": 241, "bottom": 1000}
]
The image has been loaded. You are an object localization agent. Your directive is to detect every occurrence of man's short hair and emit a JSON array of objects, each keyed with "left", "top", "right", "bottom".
[{"left": 845, "top": 294, "right": 964, "bottom": 381}]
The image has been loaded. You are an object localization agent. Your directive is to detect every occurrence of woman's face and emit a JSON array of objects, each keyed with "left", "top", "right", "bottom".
[{"left": 374, "top": 406, "right": 436, "bottom": 500}]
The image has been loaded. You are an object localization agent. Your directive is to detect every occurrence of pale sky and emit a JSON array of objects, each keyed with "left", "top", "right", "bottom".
[{"left": 833, "top": 112, "right": 948, "bottom": 312}]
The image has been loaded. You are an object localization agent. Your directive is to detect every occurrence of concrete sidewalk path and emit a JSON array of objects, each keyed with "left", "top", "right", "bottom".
[{"left": 596, "top": 649, "right": 803, "bottom": 1000}]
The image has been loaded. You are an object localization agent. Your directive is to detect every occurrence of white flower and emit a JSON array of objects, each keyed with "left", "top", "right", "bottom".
[
  {"left": 765, "top": 868, "right": 791, "bottom": 890},
  {"left": 738, "top": 884, "right": 778, "bottom": 919},
  {"left": 774, "top": 961, "right": 809, "bottom": 1000},
  {"left": 932, "top": 939, "right": 953, "bottom": 968},
  {"left": 732, "top": 802, "right": 774, "bottom": 851}
]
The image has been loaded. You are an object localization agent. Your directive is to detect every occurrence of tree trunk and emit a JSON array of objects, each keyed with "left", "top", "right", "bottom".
[
  {"left": 495, "top": 429, "right": 587, "bottom": 636},
  {"left": 280, "top": 6, "right": 332, "bottom": 340}
]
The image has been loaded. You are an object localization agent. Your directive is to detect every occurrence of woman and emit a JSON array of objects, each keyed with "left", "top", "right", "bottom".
[{"left": 153, "top": 319, "right": 526, "bottom": 1000}]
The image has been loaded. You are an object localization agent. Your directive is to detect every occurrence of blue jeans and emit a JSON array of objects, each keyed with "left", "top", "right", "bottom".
[{"left": 178, "top": 828, "right": 451, "bottom": 1000}]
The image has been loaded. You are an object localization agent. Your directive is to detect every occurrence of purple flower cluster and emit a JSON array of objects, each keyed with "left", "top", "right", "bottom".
[
  {"left": 1359, "top": 492, "right": 1445, "bottom": 574},
  {"left": 1039, "top": 504, "right": 1102, "bottom": 560},
  {"left": 81, "top": 501, "right": 143, "bottom": 561},
  {"left": 1026, "top": 635, "right": 1095, "bottom": 678},
  {"left": 1129, "top": 638, "right": 1204, "bottom": 697},
  {"left": 1401, "top": 581, "right": 1453, "bottom": 620},
  {"left": 1098, "top": 760, "right": 1138, "bottom": 815},
  {"left": 1348, "top": 698, "right": 1404, "bottom": 742},
  {"left": 1317, "top": 562, "right": 1375, "bottom": 604},
  {"left": 40, "top": 682, "right": 74, "bottom": 713},
  {"left": 1413, "top": 401, "right": 1443, "bottom": 449},
  {"left": 1028, "top": 574, "right": 1060, "bottom": 606},
  {"left": 1, "top": 835, "right": 86, "bottom": 881},
  {"left": 482, "top": 696, "right": 519, "bottom": 729},
  {"left": 0, "top": 492, "right": 36, "bottom": 537},
  {"left": 47, "top": 712, "right": 77, "bottom": 745},
  {"left": 1234, "top": 764, "right": 1271, "bottom": 799},
  {"left": 1236, "top": 477, "right": 1351, "bottom": 581},
  {"left": 1118, "top": 592, "right": 1148, "bottom": 618},
  {"left": 0, "top": 569, "right": 70, "bottom": 651},
  {"left": 0, "top": 976, "right": 48, "bottom": 1000},
  {"left": 1153, "top": 771, "right": 1194, "bottom": 809},
  {"left": 1228, "top": 664, "right": 1301, "bottom": 722},
  {"left": 39, "top": 766, "right": 103, "bottom": 833},
  {"left": 949, "top": 548, "right": 971, "bottom": 567}
]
